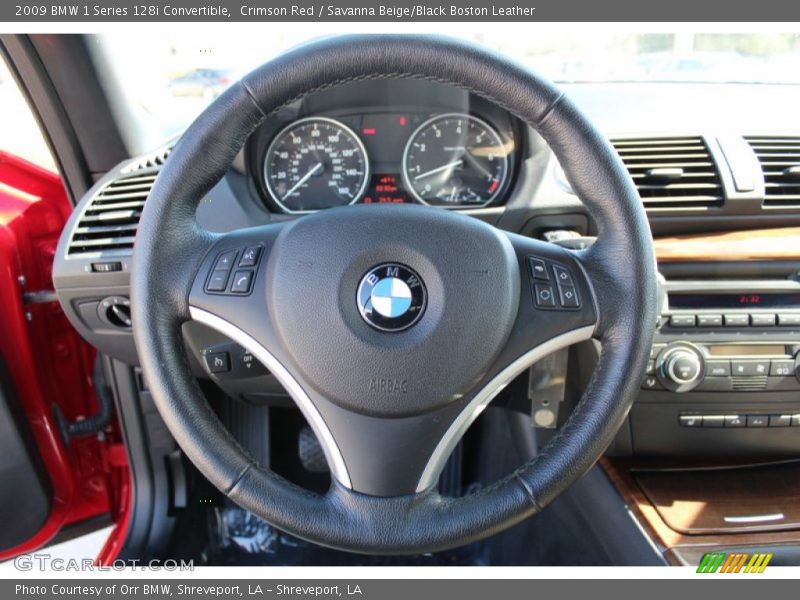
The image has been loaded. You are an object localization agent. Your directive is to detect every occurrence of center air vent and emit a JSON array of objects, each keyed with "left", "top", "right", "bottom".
[
  {"left": 745, "top": 136, "right": 800, "bottom": 208},
  {"left": 610, "top": 137, "right": 723, "bottom": 209},
  {"left": 67, "top": 173, "right": 157, "bottom": 255}
]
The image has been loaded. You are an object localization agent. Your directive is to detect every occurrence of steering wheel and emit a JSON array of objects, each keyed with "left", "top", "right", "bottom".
[{"left": 131, "top": 35, "right": 656, "bottom": 554}]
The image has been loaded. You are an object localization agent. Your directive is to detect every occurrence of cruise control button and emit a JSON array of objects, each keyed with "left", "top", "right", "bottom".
[
  {"left": 528, "top": 257, "right": 549, "bottom": 281},
  {"left": 750, "top": 313, "right": 776, "bottom": 327},
  {"left": 559, "top": 285, "right": 580, "bottom": 308},
  {"left": 236, "top": 348, "right": 268, "bottom": 377},
  {"left": 214, "top": 250, "right": 237, "bottom": 271},
  {"left": 679, "top": 415, "right": 702, "bottom": 428},
  {"left": 725, "top": 415, "right": 746, "bottom": 428},
  {"left": 552, "top": 265, "right": 574, "bottom": 286},
  {"left": 731, "top": 360, "right": 770, "bottom": 377},
  {"left": 697, "top": 314, "right": 723, "bottom": 327},
  {"left": 206, "top": 269, "right": 230, "bottom": 292},
  {"left": 534, "top": 283, "right": 556, "bottom": 307},
  {"left": 770, "top": 360, "right": 795, "bottom": 377},
  {"left": 230, "top": 270, "right": 254, "bottom": 294},
  {"left": 746, "top": 415, "right": 769, "bottom": 428},
  {"left": 669, "top": 314, "right": 696, "bottom": 328},
  {"left": 204, "top": 351, "right": 230, "bottom": 374},
  {"left": 706, "top": 360, "right": 731, "bottom": 377},
  {"left": 239, "top": 246, "right": 262, "bottom": 268},
  {"left": 723, "top": 314, "right": 749, "bottom": 327},
  {"left": 769, "top": 415, "right": 792, "bottom": 428}
]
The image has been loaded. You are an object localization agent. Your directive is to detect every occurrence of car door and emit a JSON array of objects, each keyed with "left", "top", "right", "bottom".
[{"left": 0, "top": 53, "right": 129, "bottom": 563}]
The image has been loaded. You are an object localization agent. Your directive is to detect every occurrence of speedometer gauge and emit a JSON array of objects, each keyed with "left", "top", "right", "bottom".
[
  {"left": 264, "top": 117, "right": 369, "bottom": 213},
  {"left": 402, "top": 113, "right": 510, "bottom": 208}
]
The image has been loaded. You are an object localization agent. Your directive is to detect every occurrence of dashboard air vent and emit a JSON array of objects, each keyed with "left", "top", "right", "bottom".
[
  {"left": 67, "top": 173, "right": 157, "bottom": 255},
  {"left": 610, "top": 137, "right": 723, "bottom": 209},
  {"left": 745, "top": 136, "right": 800, "bottom": 207}
]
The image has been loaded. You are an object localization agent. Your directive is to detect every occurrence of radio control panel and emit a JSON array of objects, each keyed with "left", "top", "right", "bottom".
[
  {"left": 619, "top": 277, "right": 800, "bottom": 459},
  {"left": 643, "top": 340, "right": 800, "bottom": 393},
  {"left": 643, "top": 279, "right": 800, "bottom": 394}
]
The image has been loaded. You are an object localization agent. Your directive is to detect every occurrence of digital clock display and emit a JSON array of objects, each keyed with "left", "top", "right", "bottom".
[{"left": 668, "top": 292, "right": 800, "bottom": 310}]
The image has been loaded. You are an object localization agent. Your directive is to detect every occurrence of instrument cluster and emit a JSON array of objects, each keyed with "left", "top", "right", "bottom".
[{"left": 250, "top": 86, "right": 520, "bottom": 214}]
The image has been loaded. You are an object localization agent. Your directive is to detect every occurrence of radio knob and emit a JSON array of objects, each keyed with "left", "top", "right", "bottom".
[
  {"left": 665, "top": 351, "right": 702, "bottom": 384},
  {"left": 657, "top": 343, "right": 705, "bottom": 392}
]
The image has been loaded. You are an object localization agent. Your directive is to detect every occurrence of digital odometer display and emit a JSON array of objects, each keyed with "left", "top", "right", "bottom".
[
  {"left": 264, "top": 117, "right": 369, "bottom": 213},
  {"left": 668, "top": 292, "right": 800, "bottom": 310}
]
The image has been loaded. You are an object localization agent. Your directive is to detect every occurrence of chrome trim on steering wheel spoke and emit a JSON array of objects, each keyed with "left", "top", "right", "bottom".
[
  {"left": 416, "top": 324, "right": 597, "bottom": 493},
  {"left": 188, "top": 306, "right": 352, "bottom": 489}
]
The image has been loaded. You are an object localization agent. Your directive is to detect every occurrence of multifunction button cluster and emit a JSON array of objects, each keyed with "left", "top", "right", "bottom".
[
  {"left": 679, "top": 413, "right": 800, "bottom": 428},
  {"left": 202, "top": 341, "right": 268, "bottom": 379},
  {"left": 669, "top": 313, "right": 800, "bottom": 328},
  {"left": 527, "top": 256, "right": 580, "bottom": 310},
  {"left": 205, "top": 245, "right": 263, "bottom": 295}
]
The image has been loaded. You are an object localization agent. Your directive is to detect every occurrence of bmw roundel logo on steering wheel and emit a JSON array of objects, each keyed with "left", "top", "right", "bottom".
[{"left": 357, "top": 263, "right": 427, "bottom": 332}]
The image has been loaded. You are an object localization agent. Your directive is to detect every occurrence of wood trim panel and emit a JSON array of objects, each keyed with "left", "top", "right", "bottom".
[
  {"left": 600, "top": 458, "right": 800, "bottom": 565},
  {"left": 654, "top": 227, "right": 800, "bottom": 263}
]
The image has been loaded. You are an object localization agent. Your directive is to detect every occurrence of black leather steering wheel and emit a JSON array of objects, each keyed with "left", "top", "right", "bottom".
[{"left": 131, "top": 34, "right": 656, "bottom": 554}]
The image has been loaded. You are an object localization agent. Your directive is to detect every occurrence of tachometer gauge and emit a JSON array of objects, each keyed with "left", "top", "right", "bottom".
[
  {"left": 402, "top": 113, "right": 510, "bottom": 208},
  {"left": 264, "top": 117, "right": 369, "bottom": 213}
]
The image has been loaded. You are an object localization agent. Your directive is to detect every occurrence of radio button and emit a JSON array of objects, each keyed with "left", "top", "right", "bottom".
[
  {"left": 750, "top": 313, "right": 776, "bottom": 327},
  {"left": 534, "top": 283, "right": 556, "bottom": 307},
  {"left": 777, "top": 313, "right": 800, "bottom": 327},
  {"left": 552, "top": 265, "right": 574, "bottom": 287},
  {"left": 528, "top": 257, "right": 549, "bottom": 281},
  {"left": 770, "top": 360, "right": 795, "bottom": 377},
  {"left": 723, "top": 314, "right": 749, "bottom": 327},
  {"left": 669, "top": 314, "right": 696, "bottom": 328},
  {"left": 558, "top": 285, "right": 580, "bottom": 308},
  {"left": 725, "top": 415, "right": 746, "bottom": 428},
  {"left": 732, "top": 360, "right": 770, "bottom": 377},
  {"left": 746, "top": 415, "right": 769, "bottom": 428},
  {"left": 706, "top": 360, "right": 731, "bottom": 377},
  {"left": 697, "top": 314, "right": 723, "bottom": 327},
  {"left": 679, "top": 415, "right": 703, "bottom": 428},
  {"left": 702, "top": 415, "right": 724, "bottom": 428},
  {"left": 769, "top": 415, "right": 792, "bottom": 427}
]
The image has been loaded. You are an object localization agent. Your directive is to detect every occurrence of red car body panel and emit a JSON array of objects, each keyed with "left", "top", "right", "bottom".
[{"left": 0, "top": 151, "right": 129, "bottom": 562}]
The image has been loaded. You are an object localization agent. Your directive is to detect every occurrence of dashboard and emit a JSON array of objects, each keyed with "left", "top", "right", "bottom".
[
  {"left": 246, "top": 80, "right": 521, "bottom": 213},
  {"left": 52, "top": 77, "right": 800, "bottom": 465}
]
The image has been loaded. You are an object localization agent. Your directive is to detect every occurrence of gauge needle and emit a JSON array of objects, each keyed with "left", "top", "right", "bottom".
[
  {"left": 413, "top": 160, "right": 463, "bottom": 181},
  {"left": 281, "top": 162, "right": 323, "bottom": 201}
]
